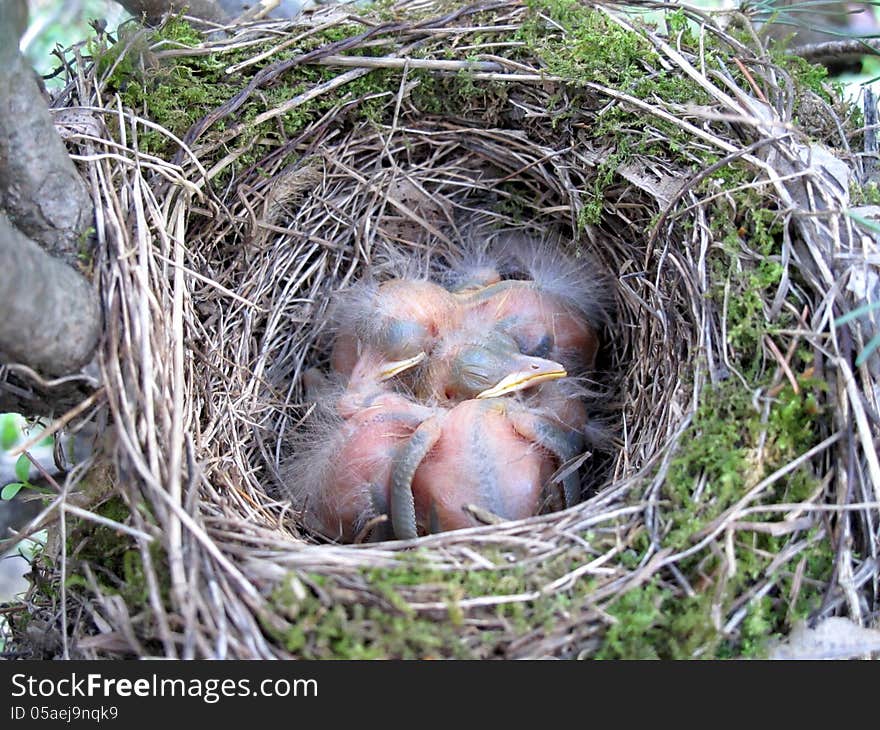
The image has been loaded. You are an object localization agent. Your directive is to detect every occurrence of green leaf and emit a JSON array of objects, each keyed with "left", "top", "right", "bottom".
[
  {"left": 1, "top": 482, "right": 24, "bottom": 500},
  {"left": 847, "top": 210, "right": 880, "bottom": 235},
  {"left": 855, "top": 331, "right": 880, "bottom": 367},
  {"left": 834, "top": 300, "right": 880, "bottom": 327},
  {"left": 14, "top": 454, "right": 30, "bottom": 483},
  {"left": 0, "top": 414, "right": 22, "bottom": 451}
]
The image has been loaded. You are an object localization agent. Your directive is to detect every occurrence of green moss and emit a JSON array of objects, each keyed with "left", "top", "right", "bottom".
[
  {"left": 851, "top": 181, "right": 880, "bottom": 206},
  {"left": 769, "top": 49, "right": 837, "bottom": 104},
  {"left": 66, "top": 495, "right": 128, "bottom": 560},
  {"left": 268, "top": 572, "right": 473, "bottom": 659},
  {"left": 511, "top": 1, "right": 719, "bottom": 224},
  {"left": 268, "top": 537, "right": 832, "bottom": 661},
  {"left": 594, "top": 520, "right": 835, "bottom": 659},
  {"left": 663, "top": 377, "right": 823, "bottom": 549},
  {"left": 155, "top": 16, "right": 204, "bottom": 47},
  {"left": 603, "top": 354, "right": 833, "bottom": 658},
  {"left": 411, "top": 69, "right": 509, "bottom": 120},
  {"left": 695, "top": 169, "right": 798, "bottom": 370},
  {"left": 518, "top": 0, "right": 656, "bottom": 84},
  {"left": 266, "top": 550, "right": 608, "bottom": 658},
  {"left": 63, "top": 495, "right": 169, "bottom": 610},
  {"left": 595, "top": 581, "right": 724, "bottom": 659},
  {"left": 89, "top": 17, "right": 402, "bottom": 182}
]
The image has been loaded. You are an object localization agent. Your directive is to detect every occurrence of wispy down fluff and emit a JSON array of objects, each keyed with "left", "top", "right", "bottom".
[{"left": 490, "top": 231, "right": 616, "bottom": 328}]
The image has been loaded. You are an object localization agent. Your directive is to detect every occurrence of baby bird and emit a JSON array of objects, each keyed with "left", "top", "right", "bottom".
[
  {"left": 291, "top": 334, "right": 573, "bottom": 541},
  {"left": 329, "top": 277, "right": 459, "bottom": 379},
  {"left": 460, "top": 280, "right": 599, "bottom": 370},
  {"left": 328, "top": 272, "right": 571, "bottom": 405},
  {"left": 389, "top": 397, "right": 586, "bottom": 539},
  {"left": 287, "top": 352, "right": 434, "bottom": 543},
  {"left": 290, "top": 232, "right": 613, "bottom": 542},
  {"left": 414, "top": 322, "right": 568, "bottom": 403},
  {"left": 448, "top": 233, "right": 613, "bottom": 372}
]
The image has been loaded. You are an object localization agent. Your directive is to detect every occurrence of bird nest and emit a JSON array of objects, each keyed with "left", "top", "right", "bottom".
[{"left": 7, "top": 0, "right": 880, "bottom": 659}]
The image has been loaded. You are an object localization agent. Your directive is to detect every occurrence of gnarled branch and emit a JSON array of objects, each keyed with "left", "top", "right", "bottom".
[
  {"left": 114, "top": 0, "right": 230, "bottom": 24},
  {"left": 0, "top": 1, "right": 94, "bottom": 266},
  {"left": 0, "top": 214, "right": 100, "bottom": 376}
]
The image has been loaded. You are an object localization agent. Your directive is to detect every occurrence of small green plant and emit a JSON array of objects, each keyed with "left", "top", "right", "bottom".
[
  {"left": 834, "top": 298, "right": 880, "bottom": 366},
  {"left": 835, "top": 211, "right": 880, "bottom": 366},
  {"left": 0, "top": 413, "right": 54, "bottom": 501}
]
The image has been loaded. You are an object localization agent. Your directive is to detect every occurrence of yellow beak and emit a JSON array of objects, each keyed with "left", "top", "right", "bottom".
[
  {"left": 476, "top": 361, "right": 567, "bottom": 399},
  {"left": 378, "top": 351, "right": 427, "bottom": 381}
]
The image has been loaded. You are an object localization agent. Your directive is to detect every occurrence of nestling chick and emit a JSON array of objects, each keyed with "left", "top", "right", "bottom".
[
  {"left": 389, "top": 397, "right": 585, "bottom": 539},
  {"left": 329, "top": 277, "right": 459, "bottom": 378},
  {"left": 289, "top": 231, "right": 615, "bottom": 542},
  {"left": 286, "top": 353, "right": 434, "bottom": 543},
  {"left": 449, "top": 232, "right": 613, "bottom": 372},
  {"left": 413, "top": 321, "right": 568, "bottom": 403}
]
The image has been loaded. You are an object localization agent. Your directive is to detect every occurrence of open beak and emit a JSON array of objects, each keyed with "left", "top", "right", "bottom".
[
  {"left": 378, "top": 351, "right": 427, "bottom": 381},
  {"left": 476, "top": 356, "right": 567, "bottom": 399}
]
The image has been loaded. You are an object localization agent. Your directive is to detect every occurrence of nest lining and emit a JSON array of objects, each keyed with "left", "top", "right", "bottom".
[{"left": 7, "top": 0, "right": 880, "bottom": 659}]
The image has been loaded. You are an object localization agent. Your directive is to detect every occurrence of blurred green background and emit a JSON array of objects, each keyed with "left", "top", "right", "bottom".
[{"left": 23, "top": 0, "right": 130, "bottom": 84}]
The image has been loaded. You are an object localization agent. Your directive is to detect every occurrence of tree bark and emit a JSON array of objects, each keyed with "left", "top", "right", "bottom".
[
  {"left": 115, "top": 0, "right": 231, "bottom": 24},
  {"left": 0, "top": 0, "right": 100, "bottom": 387},
  {"left": 0, "top": 214, "right": 101, "bottom": 376},
  {"left": 2, "top": 0, "right": 27, "bottom": 41},
  {"left": 115, "top": 1, "right": 306, "bottom": 24},
  {"left": 0, "top": 2, "right": 95, "bottom": 267}
]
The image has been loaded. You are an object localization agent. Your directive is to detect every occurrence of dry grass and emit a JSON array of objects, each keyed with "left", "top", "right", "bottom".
[{"left": 3, "top": 0, "right": 879, "bottom": 658}]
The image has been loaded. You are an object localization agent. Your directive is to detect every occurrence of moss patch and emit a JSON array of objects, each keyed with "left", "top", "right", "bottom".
[
  {"left": 267, "top": 549, "right": 612, "bottom": 658},
  {"left": 64, "top": 496, "right": 168, "bottom": 610}
]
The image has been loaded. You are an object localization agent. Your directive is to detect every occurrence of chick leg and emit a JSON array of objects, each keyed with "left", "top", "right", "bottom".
[{"left": 390, "top": 416, "right": 443, "bottom": 540}]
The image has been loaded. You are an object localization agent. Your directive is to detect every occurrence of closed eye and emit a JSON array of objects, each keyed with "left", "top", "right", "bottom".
[{"left": 462, "top": 367, "right": 490, "bottom": 385}]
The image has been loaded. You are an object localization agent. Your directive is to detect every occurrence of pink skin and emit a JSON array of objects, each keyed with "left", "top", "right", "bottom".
[
  {"left": 331, "top": 279, "right": 460, "bottom": 378},
  {"left": 311, "top": 392, "right": 431, "bottom": 542},
  {"left": 332, "top": 285, "right": 569, "bottom": 406},
  {"left": 459, "top": 281, "right": 599, "bottom": 370},
  {"left": 336, "top": 350, "right": 400, "bottom": 415},
  {"left": 301, "top": 352, "right": 434, "bottom": 542},
  {"left": 394, "top": 399, "right": 559, "bottom": 537},
  {"left": 330, "top": 332, "right": 361, "bottom": 378},
  {"left": 374, "top": 278, "right": 459, "bottom": 337},
  {"left": 315, "top": 340, "right": 569, "bottom": 541}
]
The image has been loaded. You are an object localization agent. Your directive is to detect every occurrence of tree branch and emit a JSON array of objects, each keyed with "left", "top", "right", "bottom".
[
  {"left": 114, "top": 0, "right": 231, "bottom": 24},
  {"left": 0, "top": 2, "right": 94, "bottom": 266},
  {"left": 789, "top": 37, "right": 880, "bottom": 65},
  {"left": 0, "top": 214, "right": 100, "bottom": 376}
]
